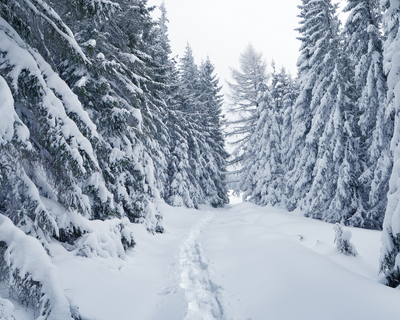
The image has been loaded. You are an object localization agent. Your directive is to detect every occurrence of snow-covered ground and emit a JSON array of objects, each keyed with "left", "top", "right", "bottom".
[{"left": 2, "top": 200, "right": 400, "bottom": 320}]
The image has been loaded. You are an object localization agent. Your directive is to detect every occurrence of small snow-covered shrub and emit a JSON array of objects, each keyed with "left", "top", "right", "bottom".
[
  {"left": 380, "top": 233, "right": 400, "bottom": 288},
  {"left": 54, "top": 208, "right": 135, "bottom": 259},
  {"left": 0, "top": 242, "right": 44, "bottom": 315},
  {"left": 333, "top": 223, "right": 357, "bottom": 256},
  {"left": 74, "top": 218, "right": 136, "bottom": 259}
]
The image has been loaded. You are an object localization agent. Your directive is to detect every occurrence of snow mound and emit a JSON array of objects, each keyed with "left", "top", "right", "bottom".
[
  {"left": 42, "top": 197, "right": 135, "bottom": 259},
  {"left": 0, "top": 214, "right": 73, "bottom": 320},
  {"left": 0, "top": 296, "right": 15, "bottom": 320}
]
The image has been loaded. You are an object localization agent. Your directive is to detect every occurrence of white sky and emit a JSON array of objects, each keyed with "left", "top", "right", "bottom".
[
  {"left": 147, "top": 0, "right": 347, "bottom": 95},
  {"left": 148, "top": 0, "right": 301, "bottom": 85}
]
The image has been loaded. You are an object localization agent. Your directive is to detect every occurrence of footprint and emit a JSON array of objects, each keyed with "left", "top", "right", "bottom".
[{"left": 157, "top": 290, "right": 171, "bottom": 296}]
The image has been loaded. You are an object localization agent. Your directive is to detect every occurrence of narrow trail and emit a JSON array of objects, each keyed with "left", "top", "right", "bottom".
[{"left": 178, "top": 211, "right": 227, "bottom": 320}]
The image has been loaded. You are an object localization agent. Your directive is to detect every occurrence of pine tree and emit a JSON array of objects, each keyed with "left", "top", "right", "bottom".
[
  {"left": 165, "top": 110, "right": 198, "bottom": 208},
  {"left": 308, "top": 55, "right": 361, "bottom": 224},
  {"left": 285, "top": 0, "right": 341, "bottom": 212},
  {"left": 280, "top": 72, "right": 299, "bottom": 178},
  {"left": 0, "top": 0, "right": 104, "bottom": 241},
  {"left": 58, "top": 0, "right": 167, "bottom": 231},
  {"left": 238, "top": 82, "right": 284, "bottom": 206},
  {"left": 343, "top": 0, "right": 390, "bottom": 229},
  {"left": 164, "top": 45, "right": 229, "bottom": 208},
  {"left": 379, "top": 0, "right": 400, "bottom": 287},
  {"left": 164, "top": 44, "right": 203, "bottom": 208},
  {"left": 198, "top": 58, "right": 229, "bottom": 207}
]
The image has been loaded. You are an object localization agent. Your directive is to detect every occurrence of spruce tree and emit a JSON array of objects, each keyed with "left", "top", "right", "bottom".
[
  {"left": 306, "top": 55, "right": 361, "bottom": 223},
  {"left": 165, "top": 110, "right": 198, "bottom": 208},
  {"left": 238, "top": 82, "right": 284, "bottom": 206},
  {"left": 0, "top": 1, "right": 104, "bottom": 241},
  {"left": 343, "top": 0, "right": 390, "bottom": 229},
  {"left": 164, "top": 44, "right": 203, "bottom": 208},
  {"left": 280, "top": 72, "right": 299, "bottom": 178},
  {"left": 198, "top": 58, "right": 229, "bottom": 207},
  {"left": 285, "top": 0, "right": 341, "bottom": 212},
  {"left": 58, "top": 0, "right": 166, "bottom": 231},
  {"left": 379, "top": 0, "right": 400, "bottom": 287},
  {"left": 164, "top": 44, "right": 229, "bottom": 208}
]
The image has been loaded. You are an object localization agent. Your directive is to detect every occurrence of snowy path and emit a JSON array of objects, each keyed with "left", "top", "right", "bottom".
[
  {"left": 178, "top": 212, "right": 226, "bottom": 320},
  {"left": 6, "top": 201, "right": 400, "bottom": 320}
]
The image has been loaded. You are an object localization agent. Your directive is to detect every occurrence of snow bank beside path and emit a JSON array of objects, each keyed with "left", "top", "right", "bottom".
[
  {"left": 201, "top": 203, "right": 400, "bottom": 320},
  {"left": 0, "top": 214, "right": 72, "bottom": 320}
]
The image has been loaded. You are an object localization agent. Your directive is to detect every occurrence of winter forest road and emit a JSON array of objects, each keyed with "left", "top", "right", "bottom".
[{"left": 58, "top": 201, "right": 400, "bottom": 320}]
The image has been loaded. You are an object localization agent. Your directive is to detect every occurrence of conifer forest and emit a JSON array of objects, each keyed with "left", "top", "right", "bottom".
[{"left": 2, "top": 0, "right": 400, "bottom": 319}]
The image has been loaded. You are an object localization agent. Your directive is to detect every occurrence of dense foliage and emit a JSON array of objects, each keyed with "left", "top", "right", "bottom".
[{"left": 0, "top": 0, "right": 227, "bottom": 317}]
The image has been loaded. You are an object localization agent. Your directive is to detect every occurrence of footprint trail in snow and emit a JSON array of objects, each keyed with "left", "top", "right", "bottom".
[{"left": 178, "top": 212, "right": 227, "bottom": 320}]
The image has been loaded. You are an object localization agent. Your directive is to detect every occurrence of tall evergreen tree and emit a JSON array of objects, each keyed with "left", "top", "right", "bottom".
[
  {"left": 198, "top": 58, "right": 229, "bottom": 207},
  {"left": 164, "top": 44, "right": 203, "bottom": 208},
  {"left": 280, "top": 71, "right": 299, "bottom": 178},
  {"left": 165, "top": 44, "right": 228, "bottom": 208},
  {"left": 379, "top": 0, "right": 400, "bottom": 287},
  {"left": 285, "top": 0, "right": 341, "bottom": 211},
  {"left": 305, "top": 54, "right": 361, "bottom": 223},
  {"left": 343, "top": 0, "right": 391, "bottom": 229},
  {"left": 238, "top": 82, "right": 284, "bottom": 206},
  {"left": 226, "top": 43, "right": 268, "bottom": 169},
  {"left": 165, "top": 110, "right": 198, "bottom": 208},
  {"left": 60, "top": 0, "right": 167, "bottom": 230},
  {"left": 0, "top": 0, "right": 107, "bottom": 240}
]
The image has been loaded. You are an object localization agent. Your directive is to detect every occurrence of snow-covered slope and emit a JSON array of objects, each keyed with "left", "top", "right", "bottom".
[{"left": 2, "top": 201, "right": 400, "bottom": 320}]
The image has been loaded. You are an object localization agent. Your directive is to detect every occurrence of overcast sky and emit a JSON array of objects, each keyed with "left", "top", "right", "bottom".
[{"left": 147, "top": 0, "right": 347, "bottom": 96}]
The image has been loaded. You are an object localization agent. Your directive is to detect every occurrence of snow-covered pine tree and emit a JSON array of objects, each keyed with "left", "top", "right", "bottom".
[
  {"left": 55, "top": 0, "right": 166, "bottom": 231},
  {"left": 238, "top": 82, "right": 284, "bottom": 206},
  {"left": 164, "top": 44, "right": 229, "bottom": 208},
  {"left": 270, "top": 64, "right": 298, "bottom": 186},
  {"left": 343, "top": 0, "right": 391, "bottom": 229},
  {"left": 379, "top": 0, "right": 400, "bottom": 287},
  {"left": 280, "top": 71, "right": 299, "bottom": 179},
  {"left": 270, "top": 62, "right": 290, "bottom": 112},
  {"left": 306, "top": 52, "right": 361, "bottom": 224},
  {"left": 165, "top": 109, "right": 198, "bottom": 208},
  {"left": 0, "top": 0, "right": 103, "bottom": 241},
  {"left": 178, "top": 43, "right": 201, "bottom": 113},
  {"left": 156, "top": 37, "right": 200, "bottom": 208},
  {"left": 226, "top": 43, "right": 268, "bottom": 170},
  {"left": 0, "top": 1, "right": 141, "bottom": 317},
  {"left": 164, "top": 43, "right": 203, "bottom": 208},
  {"left": 285, "top": 0, "right": 341, "bottom": 212},
  {"left": 198, "top": 58, "right": 229, "bottom": 207}
]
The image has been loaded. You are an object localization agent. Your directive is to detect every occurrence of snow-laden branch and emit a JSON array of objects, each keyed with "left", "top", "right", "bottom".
[{"left": 0, "top": 214, "right": 73, "bottom": 320}]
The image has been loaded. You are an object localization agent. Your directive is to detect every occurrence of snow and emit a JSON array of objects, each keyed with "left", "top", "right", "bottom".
[
  {"left": 41, "top": 196, "right": 134, "bottom": 259},
  {"left": 0, "top": 76, "right": 16, "bottom": 143},
  {"left": 0, "top": 214, "right": 72, "bottom": 320},
  {"left": 121, "top": 52, "right": 142, "bottom": 64},
  {"left": 3, "top": 201, "right": 400, "bottom": 320},
  {"left": 0, "top": 297, "right": 15, "bottom": 320}
]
